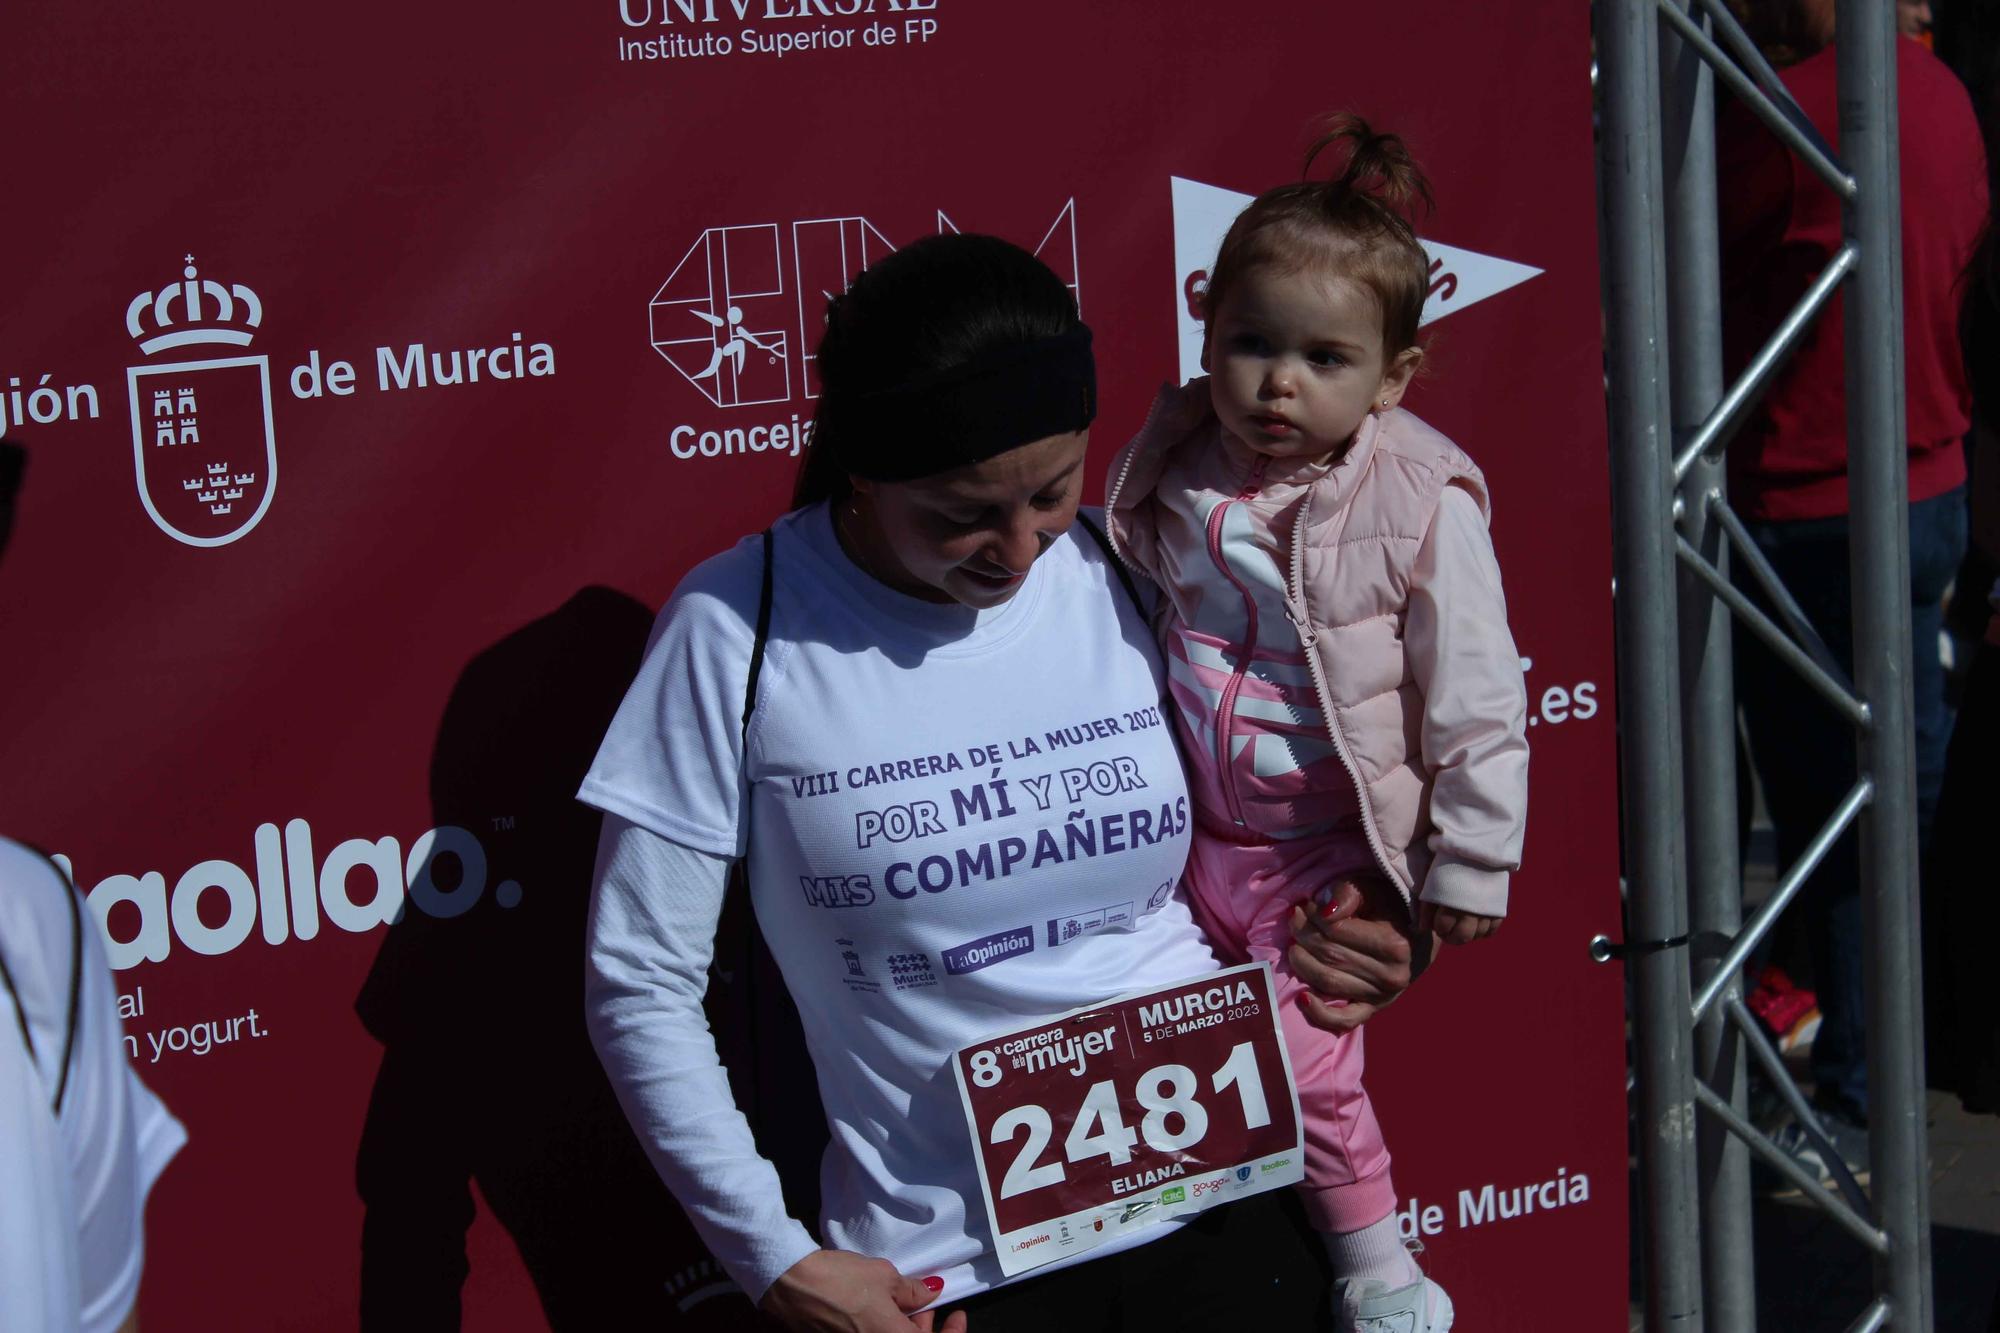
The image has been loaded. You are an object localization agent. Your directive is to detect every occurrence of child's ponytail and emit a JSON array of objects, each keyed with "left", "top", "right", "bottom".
[{"left": 1302, "top": 113, "right": 1434, "bottom": 227}]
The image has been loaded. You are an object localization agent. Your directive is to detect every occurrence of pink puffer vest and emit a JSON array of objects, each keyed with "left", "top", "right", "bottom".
[{"left": 1107, "top": 378, "right": 1526, "bottom": 913}]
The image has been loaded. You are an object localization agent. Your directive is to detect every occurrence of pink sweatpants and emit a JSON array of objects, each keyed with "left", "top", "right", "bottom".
[{"left": 1183, "top": 829, "right": 1398, "bottom": 1235}]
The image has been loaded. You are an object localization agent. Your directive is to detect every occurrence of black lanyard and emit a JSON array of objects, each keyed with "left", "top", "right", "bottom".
[{"left": 0, "top": 848, "right": 84, "bottom": 1114}]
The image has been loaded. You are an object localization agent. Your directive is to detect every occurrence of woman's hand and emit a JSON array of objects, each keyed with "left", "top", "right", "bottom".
[
  {"left": 1285, "top": 876, "right": 1436, "bottom": 1033},
  {"left": 760, "top": 1249, "right": 968, "bottom": 1333}
]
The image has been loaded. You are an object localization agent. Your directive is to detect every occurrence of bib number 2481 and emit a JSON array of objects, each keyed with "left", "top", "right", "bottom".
[
  {"left": 952, "top": 963, "right": 1303, "bottom": 1277},
  {"left": 975, "top": 1040, "right": 1271, "bottom": 1199}
]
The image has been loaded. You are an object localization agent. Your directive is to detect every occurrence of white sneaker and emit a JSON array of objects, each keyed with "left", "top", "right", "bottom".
[{"left": 1334, "top": 1274, "right": 1454, "bottom": 1332}]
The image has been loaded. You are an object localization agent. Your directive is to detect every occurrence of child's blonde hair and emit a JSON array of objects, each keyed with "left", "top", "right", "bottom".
[{"left": 1203, "top": 115, "right": 1434, "bottom": 359}]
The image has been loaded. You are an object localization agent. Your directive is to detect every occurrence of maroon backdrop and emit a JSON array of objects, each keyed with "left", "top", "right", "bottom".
[{"left": 0, "top": 3, "right": 1628, "bottom": 1328}]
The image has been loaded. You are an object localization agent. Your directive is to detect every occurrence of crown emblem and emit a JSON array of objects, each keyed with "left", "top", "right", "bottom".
[{"left": 126, "top": 255, "right": 263, "bottom": 356}]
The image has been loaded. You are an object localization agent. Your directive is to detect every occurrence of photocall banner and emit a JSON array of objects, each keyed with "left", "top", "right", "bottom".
[{"left": 0, "top": 3, "right": 1628, "bottom": 1328}]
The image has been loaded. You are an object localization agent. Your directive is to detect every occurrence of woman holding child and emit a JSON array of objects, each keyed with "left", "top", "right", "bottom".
[{"left": 582, "top": 119, "right": 1520, "bottom": 1333}]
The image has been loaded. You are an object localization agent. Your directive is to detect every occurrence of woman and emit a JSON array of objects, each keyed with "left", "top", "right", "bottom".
[{"left": 582, "top": 234, "right": 1426, "bottom": 1333}]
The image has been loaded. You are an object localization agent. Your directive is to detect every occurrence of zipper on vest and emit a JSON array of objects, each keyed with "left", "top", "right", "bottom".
[
  {"left": 1205, "top": 456, "right": 1269, "bottom": 828},
  {"left": 1102, "top": 387, "right": 1178, "bottom": 570},
  {"left": 1286, "top": 496, "right": 1411, "bottom": 906}
]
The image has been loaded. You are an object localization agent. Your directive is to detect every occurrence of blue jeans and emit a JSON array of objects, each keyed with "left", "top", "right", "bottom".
[{"left": 1732, "top": 486, "right": 1966, "bottom": 1118}]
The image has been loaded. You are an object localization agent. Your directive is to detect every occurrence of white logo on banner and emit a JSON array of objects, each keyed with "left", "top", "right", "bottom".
[
  {"left": 1169, "top": 176, "right": 1545, "bottom": 384},
  {"left": 57, "top": 818, "right": 513, "bottom": 972},
  {"left": 652, "top": 225, "right": 795, "bottom": 408},
  {"left": 615, "top": 0, "right": 942, "bottom": 63},
  {"left": 650, "top": 202, "right": 1079, "bottom": 460},
  {"left": 123, "top": 257, "right": 277, "bottom": 548}
]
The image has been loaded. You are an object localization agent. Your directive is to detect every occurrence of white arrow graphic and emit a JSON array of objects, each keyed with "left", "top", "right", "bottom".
[{"left": 1170, "top": 175, "right": 1544, "bottom": 384}]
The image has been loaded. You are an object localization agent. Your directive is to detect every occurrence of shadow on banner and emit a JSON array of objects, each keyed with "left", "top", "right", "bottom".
[{"left": 352, "top": 584, "right": 824, "bottom": 1330}]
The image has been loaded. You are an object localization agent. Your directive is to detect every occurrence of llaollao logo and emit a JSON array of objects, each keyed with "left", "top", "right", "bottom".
[
  {"left": 123, "top": 255, "right": 278, "bottom": 548},
  {"left": 61, "top": 818, "right": 518, "bottom": 971}
]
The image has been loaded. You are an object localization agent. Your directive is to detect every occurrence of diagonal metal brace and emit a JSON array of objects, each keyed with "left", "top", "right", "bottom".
[
  {"left": 1655, "top": 0, "right": 1856, "bottom": 199},
  {"left": 1691, "top": 778, "right": 1873, "bottom": 1021},
  {"left": 1693, "top": 1080, "right": 1890, "bottom": 1254},
  {"left": 1842, "top": 1297, "right": 1891, "bottom": 1333},
  {"left": 1690, "top": 0, "right": 1844, "bottom": 165},
  {"left": 1723, "top": 996, "right": 1869, "bottom": 1213},
  {"left": 1704, "top": 493, "right": 1856, "bottom": 691},
  {"left": 1673, "top": 243, "right": 1858, "bottom": 480},
  {"left": 1673, "top": 536, "right": 1872, "bottom": 728}
]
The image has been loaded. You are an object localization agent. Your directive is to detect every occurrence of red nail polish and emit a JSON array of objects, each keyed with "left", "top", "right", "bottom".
[
  {"left": 1319, "top": 900, "right": 1341, "bottom": 919},
  {"left": 922, "top": 1276, "right": 945, "bottom": 1295}
]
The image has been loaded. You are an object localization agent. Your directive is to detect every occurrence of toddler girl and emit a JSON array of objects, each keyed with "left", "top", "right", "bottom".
[{"left": 1106, "top": 116, "right": 1529, "bottom": 1332}]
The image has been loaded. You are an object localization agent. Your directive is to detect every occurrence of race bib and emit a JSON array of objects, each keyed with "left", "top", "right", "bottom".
[{"left": 952, "top": 962, "right": 1304, "bottom": 1277}]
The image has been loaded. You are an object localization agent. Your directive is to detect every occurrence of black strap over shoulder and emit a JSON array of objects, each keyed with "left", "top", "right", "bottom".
[
  {"left": 740, "top": 527, "right": 775, "bottom": 748},
  {"left": 0, "top": 848, "right": 85, "bottom": 1114},
  {"left": 1074, "top": 512, "right": 1147, "bottom": 619}
]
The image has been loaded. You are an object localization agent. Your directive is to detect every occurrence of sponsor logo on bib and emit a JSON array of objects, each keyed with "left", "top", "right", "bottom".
[{"left": 942, "top": 926, "right": 1035, "bottom": 975}]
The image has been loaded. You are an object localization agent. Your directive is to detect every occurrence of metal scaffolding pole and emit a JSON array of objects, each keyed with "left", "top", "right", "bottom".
[
  {"left": 1659, "top": 2, "right": 1755, "bottom": 1324},
  {"left": 1603, "top": 0, "right": 1935, "bottom": 1326},
  {"left": 1835, "top": 2, "right": 1934, "bottom": 1327},
  {"left": 1598, "top": 0, "right": 1704, "bottom": 1325}
]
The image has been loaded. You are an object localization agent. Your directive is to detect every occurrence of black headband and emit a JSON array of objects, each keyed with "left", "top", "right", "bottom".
[{"left": 831, "top": 326, "right": 1096, "bottom": 482}]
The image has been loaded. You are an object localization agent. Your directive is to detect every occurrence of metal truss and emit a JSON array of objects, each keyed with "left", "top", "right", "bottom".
[{"left": 1597, "top": 0, "right": 1932, "bottom": 1328}]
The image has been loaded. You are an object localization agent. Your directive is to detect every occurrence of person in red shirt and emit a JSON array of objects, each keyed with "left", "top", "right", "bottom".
[{"left": 1717, "top": 3, "right": 1983, "bottom": 1163}]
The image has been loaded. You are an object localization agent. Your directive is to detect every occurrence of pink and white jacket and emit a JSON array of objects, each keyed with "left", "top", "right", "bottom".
[{"left": 1106, "top": 378, "right": 1529, "bottom": 917}]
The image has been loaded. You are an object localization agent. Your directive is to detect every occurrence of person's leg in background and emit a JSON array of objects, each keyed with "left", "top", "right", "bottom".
[
  {"left": 1909, "top": 485, "right": 1967, "bottom": 1087},
  {"left": 1735, "top": 489, "right": 1967, "bottom": 1132},
  {"left": 1910, "top": 486, "right": 1970, "bottom": 841},
  {"left": 1734, "top": 512, "right": 1870, "bottom": 1126}
]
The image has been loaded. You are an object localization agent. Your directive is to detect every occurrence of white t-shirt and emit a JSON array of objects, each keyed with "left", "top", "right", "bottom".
[
  {"left": 580, "top": 504, "right": 1223, "bottom": 1302},
  {"left": 0, "top": 837, "right": 185, "bottom": 1333}
]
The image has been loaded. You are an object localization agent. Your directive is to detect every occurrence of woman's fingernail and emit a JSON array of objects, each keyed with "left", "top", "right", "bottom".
[
  {"left": 922, "top": 1276, "right": 945, "bottom": 1295},
  {"left": 1319, "top": 900, "right": 1341, "bottom": 919}
]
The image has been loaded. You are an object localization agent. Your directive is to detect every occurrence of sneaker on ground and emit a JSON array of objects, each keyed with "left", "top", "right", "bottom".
[
  {"left": 1335, "top": 1274, "right": 1454, "bottom": 1333},
  {"left": 1767, "top": 1107, "right": 1870, "bottom": 1195},
  {"left": 1779, "top": 1007, "right": 1822, "bottom": 1055}
]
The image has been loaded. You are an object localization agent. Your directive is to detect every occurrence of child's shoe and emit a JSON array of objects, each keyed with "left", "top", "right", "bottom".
[{"left": 1334, "top": 1274, "right": 1454, "bottom": 1332}]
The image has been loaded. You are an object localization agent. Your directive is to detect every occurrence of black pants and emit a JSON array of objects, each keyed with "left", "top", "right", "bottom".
[
  {"left": 936, "top": 1192, "right": 1333, "bottom": 1332},
  {"left": 1731, "top": 486, "right": 1967, "bottom": 1116}
]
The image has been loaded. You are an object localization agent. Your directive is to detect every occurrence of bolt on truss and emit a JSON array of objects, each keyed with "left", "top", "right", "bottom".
[{"left": 1597, "top": 0, "right": 1933, "bottom": 1328}]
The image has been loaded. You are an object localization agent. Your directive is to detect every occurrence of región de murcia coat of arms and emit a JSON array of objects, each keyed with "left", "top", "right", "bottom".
[{"left": 124, "top": 257, "right": 276, "bottom": 547}]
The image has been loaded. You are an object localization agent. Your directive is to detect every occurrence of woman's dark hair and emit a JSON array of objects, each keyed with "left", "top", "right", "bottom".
[
  {"left": 1201, "top": 114, "right": 1434, "bottom": 362},
  {"left": 793, "top": 233, "right": 1083, "bottom": 507}
]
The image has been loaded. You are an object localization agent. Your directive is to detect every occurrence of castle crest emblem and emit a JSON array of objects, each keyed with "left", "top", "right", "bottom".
[{"left": 124, "top": 257, "right": 276, "bottom": 547}]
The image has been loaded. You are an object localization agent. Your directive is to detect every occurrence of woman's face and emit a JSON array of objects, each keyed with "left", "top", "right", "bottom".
[{"left": 848, "top": 429, "right": 1090, "bottom": 608}]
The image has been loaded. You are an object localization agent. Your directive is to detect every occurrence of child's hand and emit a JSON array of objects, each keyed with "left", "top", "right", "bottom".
[{"left": 1417, "top": 902, "right": 1502, "bottom": 945}]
